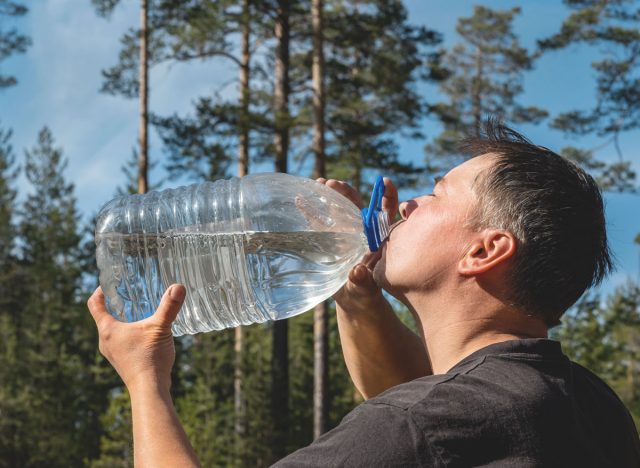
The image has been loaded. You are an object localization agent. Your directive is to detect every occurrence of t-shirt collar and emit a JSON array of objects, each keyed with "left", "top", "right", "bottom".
[{"left": 447, "top": 338, "right": 563, "bottom": 374}]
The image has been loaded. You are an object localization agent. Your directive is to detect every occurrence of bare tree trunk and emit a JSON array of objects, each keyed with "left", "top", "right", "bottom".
[
  {"left": 234, "top": 0, "right": 251, "bottom": 459},
  {"left": 472, "top": 45, "right": 483, "bottom": 136},
  {"left": 272, "top": 0, "right": 290, "bottom": 460},
  {"left": 238, "top": 0, "right": 251, "bottom": 178},
  {"left": 138, "top": 0, "right": 149, "bottom": 194},
  {"left": 311, "top": 0, "right": 328, "bottom": 440}
]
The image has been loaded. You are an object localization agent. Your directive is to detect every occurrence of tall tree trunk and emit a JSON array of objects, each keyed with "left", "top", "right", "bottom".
[
  {"left": 311, "top": 0, "right": 328, "bottom": 440},
  {"left": 272, "top": 0, "right": 290, "bottom": 460},
  {"left": 238, "top": 0, "right": 251, "bottom": 178},
  {"left": 234, "top": 0, "right": 251, "bottom": 459},
  {"left": 472, "top": 45, "right": 483, "bottom": 136},
  {"left": 138, "top": 0, "right": 149, "bottom": 194}
]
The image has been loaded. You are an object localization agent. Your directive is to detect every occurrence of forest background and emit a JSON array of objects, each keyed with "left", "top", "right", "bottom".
[{"left": 0, "top": 0, "right": 639, "bottom": 466}]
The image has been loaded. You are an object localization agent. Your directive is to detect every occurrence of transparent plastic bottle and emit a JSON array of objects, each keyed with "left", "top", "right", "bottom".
[{"left": 95, "top": 172, "right": 389, "bottom": 336}]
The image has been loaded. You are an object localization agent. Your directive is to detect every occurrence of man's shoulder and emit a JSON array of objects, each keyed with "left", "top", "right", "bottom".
[
  {"left": 368, "top": 373, "right": 459, "bottom": 411},
  {"left": 369, "top": 352, "right": 491, "bottom": 412},
  {"left": 372, "top": 345, "right": 631, "bottom": 414},
  {"left": 567, "top": 359, "right": 639, "bottom": 426}
]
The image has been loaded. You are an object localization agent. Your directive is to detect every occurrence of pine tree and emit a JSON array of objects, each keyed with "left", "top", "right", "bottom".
[
  {"left": 0, "top": 1, "right": 31, "bottom": 89},
  {"left": 89, "top": 389, "right": 134, "bottom": 468},
  {"left": 0, "top": 123, "right": 30, "bottom": 467},
  {"left": 116, "top": 148, "right": 162, "bottom": 196},
  {"left": 0, "top": 124, "right": 17, "bottom": 269},
  {"left": 539, "top": 0, "right": 638, "bottom": 192},
  {"left": 153, "top": 99, "right": 238, "bottom": 181},
  {"left": 318, "top": 0, "right": 443, "bottom": 193},
  {"left": 11, "top": 128, "right": 106, "bottom": 466},
  {"left": 427, "top": 5, "right": 546, "bottom": 165},
  {"left": 175, "top": 330, "right": 236, "bottom": 466},
  {"left": 91, "top": 0, "right": 151, "bottom": 192}
]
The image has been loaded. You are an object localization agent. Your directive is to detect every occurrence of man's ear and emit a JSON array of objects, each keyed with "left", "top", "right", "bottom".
[{"left": 458, "top": 229, "right": 516, "bottom": 276}]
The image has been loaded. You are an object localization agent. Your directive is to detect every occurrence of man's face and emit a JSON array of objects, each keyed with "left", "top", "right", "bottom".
[{"left": 374, "top": 154, "right": 495, "bottom": 298}]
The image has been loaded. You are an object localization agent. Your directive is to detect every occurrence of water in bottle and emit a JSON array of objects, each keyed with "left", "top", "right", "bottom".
[{"left": 95, "top": 173, "right": 388, "bottom": 336}]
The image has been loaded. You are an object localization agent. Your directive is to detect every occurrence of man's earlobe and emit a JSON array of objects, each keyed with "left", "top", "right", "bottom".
[{"left": 458, "top": 230, "right": 516, "bottom": 276}]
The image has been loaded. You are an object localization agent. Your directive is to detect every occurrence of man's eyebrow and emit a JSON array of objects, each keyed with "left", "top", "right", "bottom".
[{"left": 434, "top": 176, "right": 445, "bottom": 187}]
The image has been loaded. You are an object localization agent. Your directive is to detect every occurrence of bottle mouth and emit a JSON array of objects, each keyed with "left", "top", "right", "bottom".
[{"left": 386, "top": 219, "right": 406, "bottom": 240}]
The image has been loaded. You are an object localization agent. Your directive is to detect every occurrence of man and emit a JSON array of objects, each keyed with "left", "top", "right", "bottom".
[{"left": 88, "top": 121, "right": 640, "bottom": 467}]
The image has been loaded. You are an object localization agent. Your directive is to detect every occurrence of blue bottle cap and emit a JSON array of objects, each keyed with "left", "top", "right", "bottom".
[{"left": 361, "top": 176, "right": 389, "bottom": 252}]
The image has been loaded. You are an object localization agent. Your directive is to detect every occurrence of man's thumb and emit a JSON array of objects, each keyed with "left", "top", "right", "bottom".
[
  {"left": 348, "top": 264, "right": 378, "bottom": 291},
  {"left": 154, "top": 284, "right": 186, "bottom": 326}
]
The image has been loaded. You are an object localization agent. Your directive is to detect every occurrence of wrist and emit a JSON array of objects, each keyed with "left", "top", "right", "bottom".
[
  {"left": 126, "top": 372, "right": 172, "bottom": 398},
  {"left": 336, "top": 289, "right": 389, "bottom": 314},
  {"left": 336, "top": 298, "right": 396, "bottom": 336}
]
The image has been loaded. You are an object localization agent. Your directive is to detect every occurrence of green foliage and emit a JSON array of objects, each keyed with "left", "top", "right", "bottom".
[
  {"left": 176, "top": 330, "right": 236, "bottom": 465},
  {"left": 116, "top": 147, "right": 163, "bottom": 195},
  {"left": 90, "top": 390, "right": 133, "bottom": 468},
  {"left": 540, "top": 0, "right": 639, "bottom": 191},
  {"left": 0, "top": 124, "right": 28, "bottom": 466},
  {"left": 427, "top": 5, "right": 547, "bottom": 166},
  {"left": 234, "top": 324, "right": 273, "bottom": 466},
  {"left": 2, "top": 3, "right": 637, "bottom": 466},
  {"left": 0, "top": 123, "right": 17, "bottom": 265},
  {"left": 0, "top": 1, "right": 31, "bottom": 89},
  {"left": 0, "top": 128, "right": 109, "bottom": 466},
  {"left": 556, "top": 282, "right": 640, "bottom": 427},
  {"left": 96, "top": 0, "right": 276, "bottom": 181},
  {"left": 540, "top": 0, "right": 640, "bottom": 137},
  {"left": 288, "top": 311, "right": 315, "bottom": 450},
  {"left": 95, "top": 0, "right": 250, "bottom": 99},
  {"left": 319, "top": 0, "right": 443, "bottom": 191},
  {"left": 153, "top": 99, "right": 243, "bottom": 182}
]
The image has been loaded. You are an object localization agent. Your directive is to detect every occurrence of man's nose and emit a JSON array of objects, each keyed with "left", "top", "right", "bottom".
[{"left": 399, "top": 199, "right": 418, "bottom": 220}]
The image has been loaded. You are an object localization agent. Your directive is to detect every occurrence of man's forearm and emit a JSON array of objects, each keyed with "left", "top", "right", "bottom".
[
  {"left": 336, "top": 297, "right": 432, "bottom": 399},
  {"left": 129, "top": 381, "right": 200, "bottom": 468}
]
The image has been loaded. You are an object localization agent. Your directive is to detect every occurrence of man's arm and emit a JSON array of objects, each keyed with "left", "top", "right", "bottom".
[
  {"left": 87, "top": 285, "right": 200, "bottom": 468},
  {"left": 319, "top": 178, "right": 432, "bottom": 399},
  {"left": 334, "top": 263, "right": 432, "bottom": 399}
]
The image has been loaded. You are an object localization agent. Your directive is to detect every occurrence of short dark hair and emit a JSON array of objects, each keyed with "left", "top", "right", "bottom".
[{"left": 460, "top": 119, "right": 614, "bottom": 326}]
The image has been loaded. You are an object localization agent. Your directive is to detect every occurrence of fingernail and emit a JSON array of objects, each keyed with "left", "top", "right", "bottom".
[{"left": 169, "top": 285, "right": 185, "bottom": 301}]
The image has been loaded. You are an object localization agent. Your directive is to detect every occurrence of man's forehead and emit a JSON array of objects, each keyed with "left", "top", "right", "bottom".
[{"left": 445, "top": 153, "right": 496, "bottom": 184}]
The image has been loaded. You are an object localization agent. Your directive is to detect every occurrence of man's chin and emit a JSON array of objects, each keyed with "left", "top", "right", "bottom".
[{"left": 372, "top": 258, "right": 390, "bottom": 290}]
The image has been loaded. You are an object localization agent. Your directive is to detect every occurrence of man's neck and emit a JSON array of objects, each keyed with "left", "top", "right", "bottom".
[{"left": 409, "top": 290, "right": 548, "bottom": 375}]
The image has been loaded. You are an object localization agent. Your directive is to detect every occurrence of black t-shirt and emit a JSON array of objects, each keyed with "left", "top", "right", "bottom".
[{"left": 275, "top": 339, "right": 640, "bottom": 467}]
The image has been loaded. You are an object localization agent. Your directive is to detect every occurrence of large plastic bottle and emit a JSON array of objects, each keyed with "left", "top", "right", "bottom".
[{"left": 95, "top": 172, "right": 389, "bottom": 336}]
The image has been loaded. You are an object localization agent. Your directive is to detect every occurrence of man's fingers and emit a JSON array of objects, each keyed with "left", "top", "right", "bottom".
[
  {"left": 361, "top": 249, "right": 382, "bottom": 269},
  {"left": 381, "top": 177, "right": 399, "bottom": 221},
  {"left": 325, "top": 179, "right": 364, "bottom": 209},
  {"left": 153, "top": 284, "right": 186, "bottom": 327},
  {"left": 87, "top": 287, "right": 116, "bottom": 330},
  {"left": 349, "top": 264, "right": 378, "bottom": 289}
]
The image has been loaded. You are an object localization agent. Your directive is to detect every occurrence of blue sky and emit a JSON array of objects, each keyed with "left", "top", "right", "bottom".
[{"left": 1, "top": 0, "right": 639, "bottom": 295}]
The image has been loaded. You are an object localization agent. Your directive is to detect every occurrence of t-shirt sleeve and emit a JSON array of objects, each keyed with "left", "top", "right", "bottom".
[{"left": 272, "top": 401, "right": 433, "bottom": 467}]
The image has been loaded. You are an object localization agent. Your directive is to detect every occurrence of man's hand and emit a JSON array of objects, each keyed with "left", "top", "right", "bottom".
[
  {"left": 87, "top": 284, "right": 186, "bottom": 392},
  {"left": 88, "top": 285, "right": 200, "bottom": 467},
  {"left": 316, "top": 177, "right": 398, "bottom": 303},
  {"left": 316, "top": 178, "right": 431, "bottom": 399}
]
